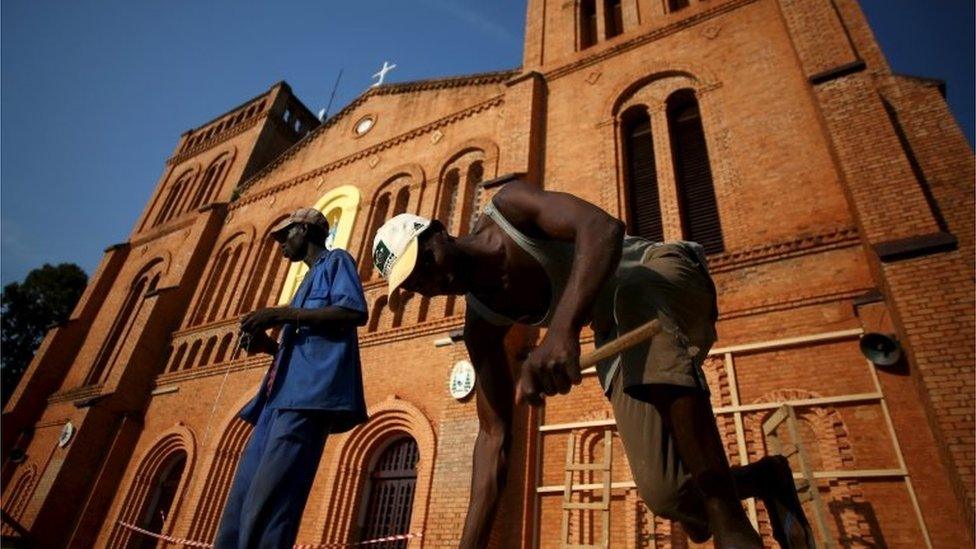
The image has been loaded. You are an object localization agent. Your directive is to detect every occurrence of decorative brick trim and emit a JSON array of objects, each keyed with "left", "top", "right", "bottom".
[
  {"left": 360, "top": 315, "right": 465, "bottom": 348},
  {"left": 874, "top": 231, "right": 958, "bottom": 262},
  {"left": 233, "top": 70, "right": 515, "bottom": 199},
  {"left": 233, "top": 96, "right": 505, "bottom": 204},
  {"left": 167, "top": 117, "right": 263, "bottom": 166},
  {"left": 154, "top": 356, "right": 269, "bottom": 386},
  {"left": 131, "top": 212, "right": 200, "bottom": 245},
  {"left": 171, "top": 317, "right": 239, "bottom": 339},
  {"left": 718, "top": 288, "right": 873, "bottom": 321},
  {"left": 543, "top": 0, "right": 759, "bottom": 82},
  {"left": 708, "top": 226, "right": 861, "bottom": 273},
  {"left": 48, "top": 384, "right": 103, "bottom": 405}
]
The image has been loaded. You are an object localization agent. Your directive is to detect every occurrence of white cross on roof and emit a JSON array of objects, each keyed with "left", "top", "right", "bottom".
[{"left": 371, "top": 61, "right": 397, "bottom": 87}]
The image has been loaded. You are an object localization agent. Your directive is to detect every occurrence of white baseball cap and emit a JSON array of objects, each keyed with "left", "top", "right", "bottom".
[{"left": 372, "top": 213, "right": 433, "bottom": 295}]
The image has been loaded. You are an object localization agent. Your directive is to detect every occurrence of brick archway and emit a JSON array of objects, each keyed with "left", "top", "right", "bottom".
[
  {"left": 318, "top": 396, "right": 436, "bottom": 546},
  {"left": 105, "top": 425, "right": 196, "bottom": 548}
]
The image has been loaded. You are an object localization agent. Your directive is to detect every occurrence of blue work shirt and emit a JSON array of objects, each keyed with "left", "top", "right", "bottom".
[{"left": 239, "top": 248, "right": 369, "bottom": 433}]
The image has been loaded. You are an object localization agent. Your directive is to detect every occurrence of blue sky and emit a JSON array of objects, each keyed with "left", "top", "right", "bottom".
[{"left": 2, "top": 0, "right": 972, "bottom": 286}]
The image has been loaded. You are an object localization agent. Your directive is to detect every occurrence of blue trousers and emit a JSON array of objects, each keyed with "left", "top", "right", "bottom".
[{"left": 214, "top": 407, "right": 330, "bottom": 549}]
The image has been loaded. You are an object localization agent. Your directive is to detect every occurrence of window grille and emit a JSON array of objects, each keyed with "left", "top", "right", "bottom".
[
  {"left": 668, "top": 92, "right": 724, "bottom": 254},
  {"left": 359, "top": 437, "right": 419, "bottom": 548},
  {"left": 623, "top": 109, "right": 663, "bottom": 242}
]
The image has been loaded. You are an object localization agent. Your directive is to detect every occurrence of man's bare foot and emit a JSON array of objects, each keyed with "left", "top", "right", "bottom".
[
  {"left": 712, "top": 527, "right": 763, "bottom": 548},
  {"left": 704, "top": 499, "right": 762, "bottom": 548},
  {"left": 681, "top": 520, "right": 711, "bottom": 543},
  {"left": 757, "top": 455, "right": 816, "bottom": 548}
]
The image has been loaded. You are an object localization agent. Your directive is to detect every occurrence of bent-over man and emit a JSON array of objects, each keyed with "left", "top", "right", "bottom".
[
  {"left": 215, "top": 207, "right": 368, "bottom": 549},
  {"left": 372, "top": 180, "right": 813, "bottom": 548}
]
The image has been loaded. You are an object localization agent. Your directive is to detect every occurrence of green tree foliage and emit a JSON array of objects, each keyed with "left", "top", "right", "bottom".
[{"left": 1, "top": 263, "right": 88, "bottom": 406}]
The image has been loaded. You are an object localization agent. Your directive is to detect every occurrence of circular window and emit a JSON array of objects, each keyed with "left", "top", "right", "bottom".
[{"left": 354, "top": 115, "right": 375, "bottom": 136}]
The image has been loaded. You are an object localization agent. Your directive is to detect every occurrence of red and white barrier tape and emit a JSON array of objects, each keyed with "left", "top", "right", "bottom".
[{"left": 119, "top": 521, "right": 423, "bottom": 548}]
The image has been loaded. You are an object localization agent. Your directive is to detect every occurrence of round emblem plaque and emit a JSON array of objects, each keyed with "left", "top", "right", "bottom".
[
  {"left": 58, "top": 421, "right": 75, "bottom": 448},
  {"left": 448, "top": 360, "right": 476, "bottom": 400}
]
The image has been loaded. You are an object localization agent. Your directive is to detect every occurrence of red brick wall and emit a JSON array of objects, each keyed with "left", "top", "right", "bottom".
[{"left": 3, "top": 1, "right": 971, "bottom": 547}]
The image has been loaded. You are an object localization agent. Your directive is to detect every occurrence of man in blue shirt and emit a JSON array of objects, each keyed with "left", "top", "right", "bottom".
[{"left": 215, "top": 207, "right": 368, "bottom": 549}]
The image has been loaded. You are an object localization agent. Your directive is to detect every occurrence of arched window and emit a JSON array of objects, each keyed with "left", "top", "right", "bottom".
[
  {"left": 191, "top": 154, "right": 233, "bottom": 209},
  {"left": 131, "top": 452, "right": 187, "bottom": 549},
  {"left": 438, "top": 150, "right": 488, "bottom": 237},
  {"left": 622, "top": 107, "right": 663, "bottom": 242},
  {"left": 362, "top": 193, "right": 392, "bottom": 279},
  {"left": 461, "top": 160, "right": 484, "bottom": 235},
  {"left": 667, "top": 90, "right": 723, "bottom": 254},
  {"left": 87, "top": 263, "right": 162, "bottom": 385},
  {"left": 580, "top": 0, "right": 598, "bottom": 49},
  {"left": 358, "top": 437, "right": 419, "bottom": 545},
  {"left": 392, "top": 186, "right": 410, "bottom": 217},
  {"left": 604, "top": 0, "right": 623, "bottom": 38},
  {"left": 1, "top": 464, "right": 37, "bottom": 537},
  {"left": 207, "top": 243, "right": 246, "bottom": 323},
  {"left": 191, "top": 235, "right": 250, "bottom": 326},
  {"left": 437, "top": 168, "right": 461, "bottom": 230},
  {"left": 154, "top": 170, "right": 196, "bottom": 226},
  {"left": 237, "top": 221, "right": 289, "bottom": 315}
]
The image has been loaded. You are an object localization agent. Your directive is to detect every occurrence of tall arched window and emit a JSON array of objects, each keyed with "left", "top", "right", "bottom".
[
  {"left": 667, "top": 90, "right": 723, "bottom": 254},
  {"left": 358, "top": 437, "right": 419, "bottom": 545},
  {"left": 154, "top": 170, "right": 196, "bottom": 226},
  {"left": 237, "top": 220, "right": 290, "bottom": 315},
  {"left": 1, "top": 464, "right": 37, "bottom": 537},
  {"left": 392, "top": 186, "right": 410, "bottom": 217},
  {"left": 437, "top": 168, "right": 461, "bottom": 230},
  {"left": 87, "top": 263, "right": 162, "bottom": 385},
  {"left": 191, "top": 153, "right": 233, "bottom": 210},
  {"left": 461, "top": 161, "right": 484, "bottom": 235},
  {"left": 191, "top": 235, "right": 250, "bottom": 326},
  {"left": 604, "top": 0, "right": 623, "bottom": 38},
  {"left": 579, "top": 0, "right": 598, "bottom": 49},
  {"left": 622, "top": 107, "right": 663, "bottom": 242}
]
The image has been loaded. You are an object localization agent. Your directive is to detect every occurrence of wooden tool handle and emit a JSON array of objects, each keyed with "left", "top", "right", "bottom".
[{"left": 579, "top": 318, "right": 661, "bottom": 369}]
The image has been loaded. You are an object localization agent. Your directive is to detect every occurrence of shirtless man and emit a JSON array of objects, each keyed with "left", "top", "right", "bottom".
[{"left": 372, "top": 179, "right": 814, "bottom": 548}]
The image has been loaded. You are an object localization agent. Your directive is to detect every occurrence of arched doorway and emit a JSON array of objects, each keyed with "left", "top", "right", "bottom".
[{"left": 130, "top": 452, "right": 187, "bottom": 549}]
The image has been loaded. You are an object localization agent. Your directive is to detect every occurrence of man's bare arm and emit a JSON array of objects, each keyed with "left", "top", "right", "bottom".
[
  {"left": 494, "top": 181, "right": 624, "bottom": 400},
  {"left": 240, "top": 305, "right": 368, "bottom": 334},
  {"left": 460, "top": 309, "right": 514, "bottom": 548}
]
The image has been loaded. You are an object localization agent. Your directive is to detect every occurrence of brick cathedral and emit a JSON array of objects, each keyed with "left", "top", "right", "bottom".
[{"left": 2, "top": 0, "right": 973, "bottom": 547}]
